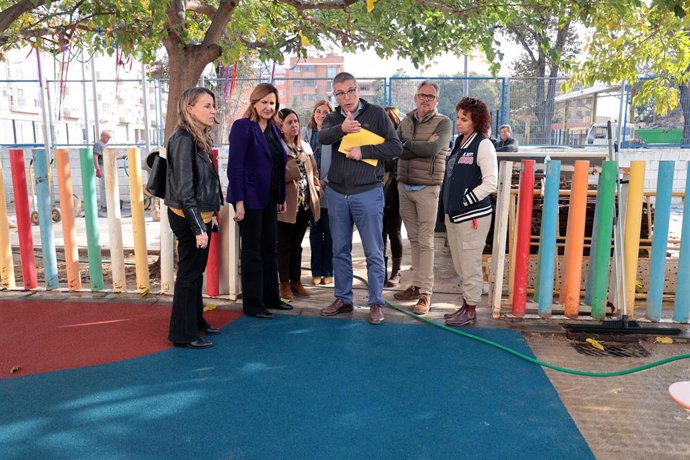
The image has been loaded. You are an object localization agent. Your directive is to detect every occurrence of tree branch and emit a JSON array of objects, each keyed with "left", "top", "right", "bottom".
[
  {"left": 277, "top": 0, "right": 358, "bottom": 11},
  {"left": 0, "top": 0, "right": 50, "bottom": 34}
]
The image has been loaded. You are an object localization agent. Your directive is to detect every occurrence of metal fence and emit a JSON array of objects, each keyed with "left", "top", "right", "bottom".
[{"left": 2, "top": 75, "right": 689, "bottom": 153}]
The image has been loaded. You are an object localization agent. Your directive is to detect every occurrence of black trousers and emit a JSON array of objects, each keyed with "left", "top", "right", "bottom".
[
  {"left": 238, "top": 201, "right": 281, "bottom": 314},
  {"left": 277, "top": 206, "right": 311, "bottom": 283},
  {"left": 383, "top": 183, "right": 403, "bottom": 259},
  {"left": 168, "top": 209, "right": 212, "bottom": 344}
]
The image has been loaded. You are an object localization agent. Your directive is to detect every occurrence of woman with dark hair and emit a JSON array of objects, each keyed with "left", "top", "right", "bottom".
[
  {"left": 227, "top": 83, "right": 292, "bottom": 319},
  {"left": 303, "top": 100, "right": 334, "bottom": 286},
  {"left": 382, "top": 106, "right": 404, "bottom": 286},
  {"left": 165, "top": 87, "right": 224, "bottom": 348},
  {"left": 442, "top": 97, "right": 498, "bottom": 327},
  {"left": 277, "top": 108, "right": 321, "bottom": 301}
]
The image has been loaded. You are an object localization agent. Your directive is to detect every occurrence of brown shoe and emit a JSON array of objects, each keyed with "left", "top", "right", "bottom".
[
  {"left": 290, "top": 280, "right": 310, "bottom": 297},
  {"left": 321, "top": 276, "right": 333, "bottom": 285},
  {"left": 446, "top": 304, "right": 476, "bottom": 326},
  {"left": 320, "top": 298, "right": 354, "bottom": 316},
  {"left": 393, "top": 285, "right": 420, "bottom": 301},
  {"left": 368, "top": 304, "right": 385, "bottom": 325},
  {"left": 412, "top": 293, "right": 431, "bottom": 315},
  {"left": 312, "top": 276, "right": 322, "bottom": 286},
  {"left": 279, "top": 282, "right": 293, "bottom": 301}
]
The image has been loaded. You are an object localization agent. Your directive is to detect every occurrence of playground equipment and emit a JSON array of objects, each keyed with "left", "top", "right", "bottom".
[{"left": 28, "top": 156, "right": 61, "bottom": 225}]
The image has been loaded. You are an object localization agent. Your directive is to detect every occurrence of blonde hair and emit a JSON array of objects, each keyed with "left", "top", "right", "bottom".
[
  {"left": 242, "top": 83, "right": 280, "bottom": 125},
  {"left": 177, "top": 87, "right": 216, "bottom": 153},
  {"left": 307, "top": 99, "right": 334, "bottom": 130}
]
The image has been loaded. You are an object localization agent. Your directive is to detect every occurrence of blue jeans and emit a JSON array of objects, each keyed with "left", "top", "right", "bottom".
[
  {"left": 327, "top": 186, "right": 385, "bottom": 306},
  {"left": 309, "top": 208, "right": 333, "bottom": 278}
]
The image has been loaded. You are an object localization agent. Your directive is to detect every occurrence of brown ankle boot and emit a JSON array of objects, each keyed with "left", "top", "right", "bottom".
[
  {"left": 412, "top": 292, "right": 431, "bottom": 315},
  {"left": 393, "top": 285, "right": 420, "bottom": 301},
  {"left": 279, "top": 282, "right": 293, "bottom": 301},
  {"left": 290, "top": 280, "right": 310, "bottom": 297},
  {"left": 385, "top": 257, "right": 402, "bottom": 287},
  {"left": 446, "top": 303, "right": 476, "bottom": 326}
]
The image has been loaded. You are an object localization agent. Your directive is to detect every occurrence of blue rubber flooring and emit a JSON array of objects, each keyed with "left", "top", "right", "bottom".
[{"left": 0, "top": 315, "right": 593, "bottom": 459}]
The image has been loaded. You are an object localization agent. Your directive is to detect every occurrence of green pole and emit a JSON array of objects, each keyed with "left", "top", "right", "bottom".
[
  {"left": 590, "top": 161, "right": 617, "bottom": 319},
  {"left": 79, "top": 147, "right": 104, "bottom": 290}
]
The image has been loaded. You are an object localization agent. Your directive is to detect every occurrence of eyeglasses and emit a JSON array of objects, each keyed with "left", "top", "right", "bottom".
[
  {"left": 416, "top": 93, "right": 437, "bottom": 102},
  {"left": 333, "top": 87, "right": 358, "bottom": 98}
]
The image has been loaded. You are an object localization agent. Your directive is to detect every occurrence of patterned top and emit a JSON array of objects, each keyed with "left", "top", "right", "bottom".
[{"left": 287, "top": 144, "right": 309, "bottom": 211}]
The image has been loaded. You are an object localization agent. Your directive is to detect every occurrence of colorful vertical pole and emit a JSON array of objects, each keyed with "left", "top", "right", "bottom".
[
  {"left": 9, "top": 149, "right": 38, "bottom": 289},
  {"left": 673, "top": 162, "right": 690, "bottom": 323},
  {"left": 490, "top": 161, "right": 513, "bottom": 318},
  {"left": 79, "top": 147, "right": 104, "bottom": 290},
  {"left": 584, "top": 173, "right": 603, "bottom": 306},
  {"left": 206, "top": 148, "right": 220, "bottom": 297},
  {"left": 511, "top": 159, "right": 534, "bottom": 317},
  {"left": 159, "top": 147, "right": 174, "bottom": 295},
  {"left": 55, "top": 148, "right": 82, "bottom": 290},
  {"left": 537, "top": 160, "right": 560, "bottom": 317},
  {"left": 560, "top": 160, "right": 590, "bottom": 318},
  {"left": 624, "top": 161, "right": 645, "bottom": 317},
  {"left": 646, "top": 161, "right": 674, "bottom": 321},
  {"left": 103, "top": 148, "right": 126, "bottom": 292},
  {"left": 589, "top": 161, "right": 617, "bottom": 320},
  {"left": 127, "top": 147, "right": 150, "bottom": 294},
  {"left": 33, "top": 148, "right": 59, "bottom": 289},
  {"left": 0, "top": 157, "right": 16, "bottom": 289}
]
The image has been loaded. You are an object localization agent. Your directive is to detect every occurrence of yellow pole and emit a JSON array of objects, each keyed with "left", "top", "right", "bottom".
[
  {"left": 624, "top": 160, "right": 645, "bottom": 317},
  {"left": 127, "top": 147, "right": 150, "bottom": 294},
  {"left": 0, "top": 159, "right": 16, "bottom": 289},
  {"left": 55, "top": 149, "right": 81, "bottom": 290}
]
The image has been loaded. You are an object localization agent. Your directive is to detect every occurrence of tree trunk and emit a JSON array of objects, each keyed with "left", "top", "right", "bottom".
[
  {"left": 680, "top": 82, "right": 690, "bottom": 145},
  {"left": 162, "top": 42, "right": 222, "bottom": 142}
]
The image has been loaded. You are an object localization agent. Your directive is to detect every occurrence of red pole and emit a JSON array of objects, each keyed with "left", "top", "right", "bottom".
[
  {"left": 511, "top": 160, "right": 535, "bottom": 316},
  {"left": 9, "top": 149, "right": 38, "bottom": 289},
  {"left": 206, "top": 148, "right": 221, "bottom": 297}
]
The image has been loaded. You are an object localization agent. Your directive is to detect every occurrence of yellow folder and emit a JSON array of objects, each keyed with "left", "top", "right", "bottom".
[{"left": 338, "top": 129, "right": 383, "bottom": 166}]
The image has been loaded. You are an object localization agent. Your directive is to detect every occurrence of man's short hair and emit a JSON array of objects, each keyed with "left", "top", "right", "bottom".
[
  {"left": 332, "top": 72, "right": 357, "bottom": 87},
  {"left": 499, "top": 124, "right": 512, "bottom": 133},
  {"left": 417, "top": 80, "right": 440, "bottom": 96}
]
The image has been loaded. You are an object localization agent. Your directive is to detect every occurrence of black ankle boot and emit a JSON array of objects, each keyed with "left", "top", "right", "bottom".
[{"left": 385, "top": 257, "right": 401, "bottom": 287}]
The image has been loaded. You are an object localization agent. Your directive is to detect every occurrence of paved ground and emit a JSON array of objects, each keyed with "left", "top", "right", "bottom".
[{"left": 5, "top": 216, "right": 690, "bottom": 458}]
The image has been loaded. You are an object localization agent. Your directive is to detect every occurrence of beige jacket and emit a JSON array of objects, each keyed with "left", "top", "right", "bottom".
[{"left": 278, "top": 139, "right": 321, "bottom": 223}]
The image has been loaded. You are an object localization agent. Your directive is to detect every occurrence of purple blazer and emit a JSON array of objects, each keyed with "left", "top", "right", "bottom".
[{"left": 227, "top": 118, "right": 287, "bottom": 210}]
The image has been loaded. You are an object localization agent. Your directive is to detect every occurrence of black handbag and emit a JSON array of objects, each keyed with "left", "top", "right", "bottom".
[{"left": 145, "top": 148, "right": 167, "bottom": 199}]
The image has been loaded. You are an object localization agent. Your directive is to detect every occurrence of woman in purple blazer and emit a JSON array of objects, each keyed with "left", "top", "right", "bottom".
[{"left": 227, "top": 83, "right": 292, "bottom": 318}]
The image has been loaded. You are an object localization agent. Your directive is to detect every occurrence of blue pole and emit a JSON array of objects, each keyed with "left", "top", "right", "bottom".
[
  {"left": 537, "top": 159, "right": 561, "bottom": 316},
  {"left": 673, "top": 163, "right": 690, "bottom": 322},
  {"left": 647, "top": 161, "right": 674, "bottom": 321},
  {"left": 33, "top": 148, "right": 59, "bottom": 289}
]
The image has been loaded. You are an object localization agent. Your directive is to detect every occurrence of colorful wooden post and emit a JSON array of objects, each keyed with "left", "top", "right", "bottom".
[
  {"left": 560, "top": 160, "right": 590, "bottom": 318},
  {"left": 646, "top": 161, "right": 674, "bottom": 321},
  {"left": 159, "top": 147, "right": 175, "bottom": 295},
  {"left": 79, "top": 147, "right": 104, "bottom": 290},
  {"left": 673, "top": 162, "right": 690, "bottom": 323},
  {"left": 589, "top": 161, "right": 617, "bottom": 320},
  {"left": 623, "top": 161, "right": 645, "bottom": 317},
  {"left": 537, "top": 160, "right": 560, "bottom": 317},
  {"left": 104, "top": 148, "right": 126, "bottom": 292},
  {"left": 0, "top": 157, "right": 16, "bottom": 289},
  {"left": 55, "top": 148, "right": 82, "bottom": 290},
  {"left": 206, "top": 148, "right": 220, "bottom": 297},
  {"left": 490, "top": 161, "right": 513, "bottom": 318},
  {"left": 511, "top": 159, "right": 535, "bottom": 316},
  {"left": 127, "top": 147, "right": 150, "bottom": 294},
  {"left": 9, "top": 149, "right": 38, "bottom": 289},
  {"left": 33, "top": 148, "right": 59, "bottom": 289}
]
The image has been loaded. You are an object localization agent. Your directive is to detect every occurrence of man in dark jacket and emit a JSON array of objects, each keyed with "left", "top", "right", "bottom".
[
  {"left": 494, "top": 124, "right": 519, "bottom": 152},
  {"left": 318, "top": 72, "right": 402, "bottom": 325}
]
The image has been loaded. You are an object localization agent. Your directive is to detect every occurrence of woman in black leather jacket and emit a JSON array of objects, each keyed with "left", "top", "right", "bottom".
[{"left": 164, "top": 87, "right": 224, "bottom": 349}]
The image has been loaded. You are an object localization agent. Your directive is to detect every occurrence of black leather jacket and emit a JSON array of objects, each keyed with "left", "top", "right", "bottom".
[{"left": 164, "top": 127, "right": 224, "bottom": 235}]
